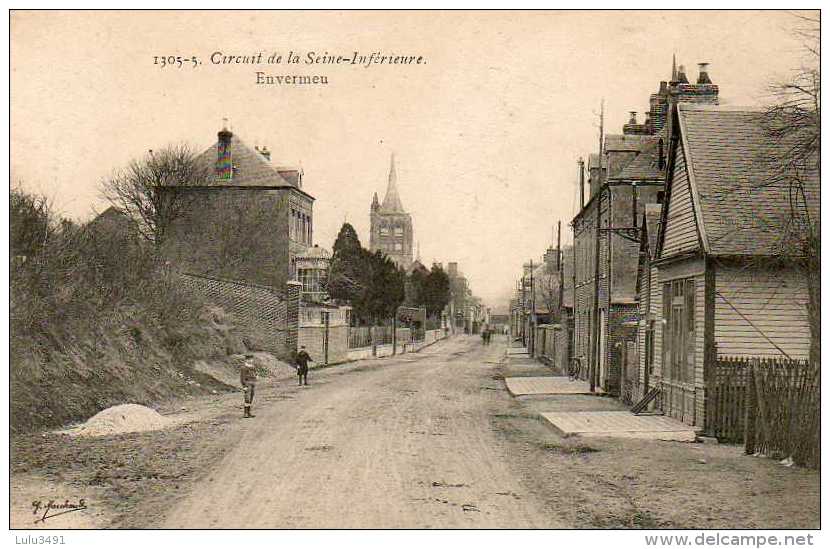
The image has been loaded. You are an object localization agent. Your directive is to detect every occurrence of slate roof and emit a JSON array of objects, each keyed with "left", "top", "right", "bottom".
[
  {"left": 587, "top": 153, "right": 604, "bottom": 170},
  {"left": 192, "top": 134, "right": 297, "bottom": 188},
  {"left": 676, "top": 104, "right": 819, "bottom": 257},
  {"left": 604, "top": 134, "right": 654, "bottom": 152},
  {"left": 614, "top": 137, "right": 665, "bottom": 181},
  {"left": 276, "top": 168, "right": 302, "bottom": 187}
]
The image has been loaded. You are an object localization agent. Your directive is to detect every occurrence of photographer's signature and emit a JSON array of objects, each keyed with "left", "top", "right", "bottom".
[{"left": 31, "top": 498, "right": 87, "bottom": 524}]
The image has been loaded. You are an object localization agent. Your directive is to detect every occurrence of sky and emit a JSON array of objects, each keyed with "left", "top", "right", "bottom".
[{"left": 10, "top": 10, "right": 815, "bottom": 312}]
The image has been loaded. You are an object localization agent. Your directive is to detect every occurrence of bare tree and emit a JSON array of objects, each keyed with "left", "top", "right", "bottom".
[
  {"left": 536, "top": 263, "right": 559, "bottom": 319},
  {"left": 101, "top": 144, "right": 211, "bottom": 247},
  {"left": 761, "top": 12, "right": 820, "bottom": 366}
]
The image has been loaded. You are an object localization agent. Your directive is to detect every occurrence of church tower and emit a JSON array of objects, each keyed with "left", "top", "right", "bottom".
[{"left": 369, "top": 153, "right": 414, "bottom": 269}]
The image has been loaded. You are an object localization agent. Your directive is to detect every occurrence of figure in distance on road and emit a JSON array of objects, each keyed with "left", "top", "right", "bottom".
[
  {"left": 294, "top": 346, "right": 313, "bottom": 386},
  {"left": 240, "top": 354, "right": 258, "bottom": 418}
]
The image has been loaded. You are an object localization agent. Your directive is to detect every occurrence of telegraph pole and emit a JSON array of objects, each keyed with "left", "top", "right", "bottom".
[
  {"left": 529, "top": 259, "right": 535, "bottom": 354},
  {"left": 590, "top": 99, "right": 604, "bottom": 393},
  {"left": 556, "top": 220, "right": 563, "bottom": 321}
]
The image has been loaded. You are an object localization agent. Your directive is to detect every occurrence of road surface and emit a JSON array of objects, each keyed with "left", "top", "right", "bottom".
[{"left": 162, "top": 335, "right": 557, "bottom": 528}]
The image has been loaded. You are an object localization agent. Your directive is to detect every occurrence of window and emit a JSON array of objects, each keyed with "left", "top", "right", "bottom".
[
  {"left": 298, "top": 268, "right": 320, "bottom": 293},
  {"left": 380, "top": 227, "right": 389, "bottom": 236},
  {"left": 394, "top": 242, "right": 403, "bottom": 251},
  {"left": 394, "top": 227, "right": 403, "bottom": 236},
  {"left": 662, "top": 278, "right": 696, "bottom": 383}
]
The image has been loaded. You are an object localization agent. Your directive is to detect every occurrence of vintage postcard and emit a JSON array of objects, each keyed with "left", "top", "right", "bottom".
[{"left": 7, "top": 8, "right": 821, "bottom": 540}]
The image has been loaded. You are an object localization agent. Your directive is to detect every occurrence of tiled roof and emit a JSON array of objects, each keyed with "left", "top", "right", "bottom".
[
  {"left": 677, "top": 104, "right": 819, "bottom": 257},
  {"left": 193, "top": 134, "right": 295, "bottom": 188}
]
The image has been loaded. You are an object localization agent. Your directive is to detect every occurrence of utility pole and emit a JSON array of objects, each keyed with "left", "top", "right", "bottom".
[
  {"left": 529, "top": 258, "right": 535, "bottom": 355},
  {"left": 556, "top": 220, "right": 563, "bottom": 322},
  {"left": 590, "top": 99, "right": 604, "bottom": 393},
  {"left": 578, "top": 157, "right": 585, "bottom": 209}
]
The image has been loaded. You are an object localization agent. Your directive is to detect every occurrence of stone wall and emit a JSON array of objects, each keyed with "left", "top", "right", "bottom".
[{"left": 179, "top": 271, "right": 293, "bottom": 358}]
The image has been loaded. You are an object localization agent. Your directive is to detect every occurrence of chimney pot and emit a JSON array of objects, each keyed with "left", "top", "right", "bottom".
[
  {"left": 628, "top": 111, "right": 638, "bottom": 124},
  {"left": 677, "top": 65, "right": 689, "bottom": 84},
  {"left": 697, "top": 62, "right": 712, "bottom": 84}
]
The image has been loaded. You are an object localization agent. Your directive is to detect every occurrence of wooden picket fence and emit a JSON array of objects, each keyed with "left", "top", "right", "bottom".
[
  {"left": 706, "top": 357, "right": 750, "bottom": 442},
  {"left": 744, "top": 357, "right": 820, "bottom": 469},
  {"left": 706, "top": 356, "right": 820, "bottom": 469}
]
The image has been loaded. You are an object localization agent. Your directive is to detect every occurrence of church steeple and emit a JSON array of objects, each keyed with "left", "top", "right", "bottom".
[
  {"left": 369, "top": 152, "right": 413, "bottom": 270},
  {"left": 671, "top": 53, "right": 677, "bottom": 81},
  {"left": 380, "top": 153, "right": 405, "bottom": 213}
]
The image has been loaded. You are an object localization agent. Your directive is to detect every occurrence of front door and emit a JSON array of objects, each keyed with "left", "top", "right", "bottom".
[{"left": 661, "top": 279, "right": 698, "bottom": 425}]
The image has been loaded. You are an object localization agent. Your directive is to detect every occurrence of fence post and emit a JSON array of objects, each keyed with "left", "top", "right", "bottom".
[{"left": 744, "top": 360, "right": 756, "bottom": 455}]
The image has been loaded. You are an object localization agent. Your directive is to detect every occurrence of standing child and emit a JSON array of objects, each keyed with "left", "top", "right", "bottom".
[
  {"left": 240, "top": 354, "right": 257, "bottom": 418},
  {"left": 295, "top": 345, "right": 313, "bottom": 386}
]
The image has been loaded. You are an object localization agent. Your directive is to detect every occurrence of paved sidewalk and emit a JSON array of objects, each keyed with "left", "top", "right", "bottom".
[
  {"left": 540, "top": 411, "right": 698, "bottom": 441},
  {"left": 504, "top": 376, "right": 596, "bottom": 396}
]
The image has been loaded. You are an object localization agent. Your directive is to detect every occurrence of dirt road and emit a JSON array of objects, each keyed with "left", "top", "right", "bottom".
[
  {"left": 162, "top": 336, "right": 556, "bottom": 528},
  {"left": 13, "top": 334, "right": 816, "bottom": 529}
]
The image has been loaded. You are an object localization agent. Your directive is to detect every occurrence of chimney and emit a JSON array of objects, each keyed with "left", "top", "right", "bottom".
[
  {"left": 623, "top": 111, "right": 648, "bottom": 135},
  {"left": 216, "top": 119, "right": 233, "bottom": 180},
  {"left": 676, "top": 64, "right": 689, "bottom": 84},
  {"left": 697, "top": 62, "right": 711, "bottom": 84},
  {"left": 670, "top": 62, "right": 718, "bottom": 107},
  {"left": 649, "top": 81, "right": 670, "bottom": 133}
]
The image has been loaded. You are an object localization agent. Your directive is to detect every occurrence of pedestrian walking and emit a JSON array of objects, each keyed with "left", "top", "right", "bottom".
[
  {"left": 485, "top": 328, "right": 491, "bottom": 345},
  {"left": 240, "top": 354, "right": 257, "bottom": 418},
  {"left": 294, "top": 345, "right": 313, "bottom": 386},
  {"left": 481, "top": 329, "right": 487, "bottom": 346}
]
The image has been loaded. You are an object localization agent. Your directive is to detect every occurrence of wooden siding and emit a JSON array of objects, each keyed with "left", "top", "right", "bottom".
[
  {"left": 662, "top": 143, "right": 700, "bottom": 257},
  {"left": 650, "top": 264, "right": 663, "bottom": 380},
  {"left": 714, "top": 264, "right": 810, "bottom": 359},
  {"left": 649, "top": 257, "right": 706, "bottom": 426}
]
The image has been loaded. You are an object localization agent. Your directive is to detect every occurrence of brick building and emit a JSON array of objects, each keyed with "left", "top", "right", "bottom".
[
  {"left": 370, "top": 154, "right": 414, "bottom": 270},
  {"left": 572, "top": 60, "right": 718, "bottom": 396},
  {"left": 161, "top": 124, "right": 314, "bottom": 289}
]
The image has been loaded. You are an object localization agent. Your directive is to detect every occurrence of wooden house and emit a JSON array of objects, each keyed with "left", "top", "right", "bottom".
[
  {"left": 632, "top": 203, "right": 662, "bottom": 404},
  {"left": 648, "top": 103, "right": 818, "bottom": 428}
]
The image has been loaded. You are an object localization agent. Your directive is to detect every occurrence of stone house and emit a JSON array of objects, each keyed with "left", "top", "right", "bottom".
[{"left": 160, "top": 125, "right": 314, "bottom": 289}]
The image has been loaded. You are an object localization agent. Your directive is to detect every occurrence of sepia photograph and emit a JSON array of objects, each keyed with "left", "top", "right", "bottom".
[{"left": 6, "top": 7, "right": 822, "bottom": 541}]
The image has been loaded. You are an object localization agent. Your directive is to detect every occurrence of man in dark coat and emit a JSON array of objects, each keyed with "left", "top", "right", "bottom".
[
  {"left": 295, "top": 346, "right": 313, "bottom": 386},
  {"left": 240, "top": 354, "right": 257, "bottom": 418}
]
